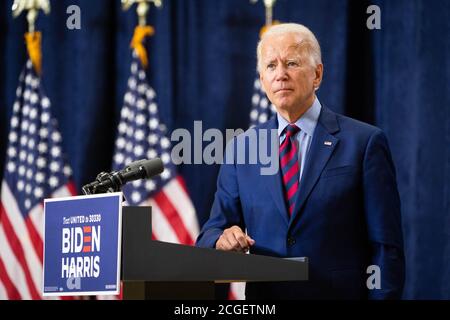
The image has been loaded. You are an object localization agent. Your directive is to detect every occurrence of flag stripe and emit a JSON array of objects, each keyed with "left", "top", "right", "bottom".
[
  {"left": 0, "top": 222, "right": 32, "bottom": 299},
  {"left": 66, "top": 181, "right": 78, "bottom": 197},
  {"left": 175, "top": 175, "right": 189, "bottom": 194},
  {"left": 24, "top": 213, "right": 43, "bottom": 263},
  {"left": 28, "top": 204, "right": 44, "bottom": 244},
  {"left": 149, "top": 199, "right": 179, "bottom": 243},
  {"left": 0, "top": 256, "right": 21, "bottom": 300},
  {"left": 51, "top": 184, "right": 76, "bottom": 198},
  {"left": 1, "top": 183, "right": 42, "bottom": 294},
  {"left": 0, "top": 274, "right": 7, "bottom": 299},
  {"left": 228, "top": 288, "right": 236, "bottom": 300},
  {"left": 164, "top": 177, "right": 199, "bottom": 241},
  {"left": 153, "top": 191, "right": 194, "bottom": 245},
  {"left": 230, "top": 282, "right": 246, "bottom": 300},
  {"left": 0, "top": 204, "right": 41, "bottom": 300}
]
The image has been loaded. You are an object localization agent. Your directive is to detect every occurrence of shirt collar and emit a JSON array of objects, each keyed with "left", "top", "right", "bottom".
[{"left": 277, "top": 97, "right": 322, "bottom": 137}]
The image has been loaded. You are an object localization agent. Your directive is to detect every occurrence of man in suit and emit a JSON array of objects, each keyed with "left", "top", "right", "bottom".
[{"left": 196, "top": 23, "right": 405, "bottom": 299}]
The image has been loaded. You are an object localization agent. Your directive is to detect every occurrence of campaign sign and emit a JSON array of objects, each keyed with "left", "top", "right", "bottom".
[{"left": 43, "top": 192, "right": 122, "bottom": 296}]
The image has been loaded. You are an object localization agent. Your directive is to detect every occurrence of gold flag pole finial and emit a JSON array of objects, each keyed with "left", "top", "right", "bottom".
[
  {"left": 12, "top": 0, "right": 50, "bottom": 75},
  {"left": 122, "top": 0, "right": 162, "bottom": 68},
  {"left": 12, "top": 0, "right": 51, "bottom": 33},
  {"left": 122, "top": 0, "right": 162, "bottom": 27},
  {"left": 250, "top": 0, "right": 278, "bottom": 37}
]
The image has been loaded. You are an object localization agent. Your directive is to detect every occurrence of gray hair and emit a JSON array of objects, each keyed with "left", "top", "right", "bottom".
[{"left": 257, "top": 23, "right": 322, "bottom": 73}]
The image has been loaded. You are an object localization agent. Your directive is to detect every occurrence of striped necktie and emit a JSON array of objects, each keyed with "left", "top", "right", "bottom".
[{"left": 280, "top": 124, "right": 300, "bottom": 216}]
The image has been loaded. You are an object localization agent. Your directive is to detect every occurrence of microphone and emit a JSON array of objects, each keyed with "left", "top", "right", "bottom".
[{"left": 82, "top": 158, "right": 164, "bottom": 195}]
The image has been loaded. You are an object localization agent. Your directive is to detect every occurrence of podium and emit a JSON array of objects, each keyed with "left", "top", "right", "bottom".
[{"left": 121, "top": 206, "right": 308, "bottom": 300}]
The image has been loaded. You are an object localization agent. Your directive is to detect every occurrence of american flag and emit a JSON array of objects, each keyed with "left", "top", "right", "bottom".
[
  {"left": 0, "top": 61, "right": 76, "bottom": 299},
  {"left": 112, "top": 52, "right": 199, "bottom": 245},
  {"left": 249, "top": 76, "right": 276, "bottom": 127}
]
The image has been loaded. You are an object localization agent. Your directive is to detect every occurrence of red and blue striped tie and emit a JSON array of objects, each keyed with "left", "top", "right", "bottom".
[{"left": 280, "top": 124, "right": 300, "bottom": 216}]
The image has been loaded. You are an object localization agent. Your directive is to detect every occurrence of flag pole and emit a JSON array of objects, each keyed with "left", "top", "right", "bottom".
[
  {"left": 250, "top": 0, "right": 278, "bottom": 37},
  {"left": 12, "top": 0, "right": 51, "bottom": 75},
  {"left": 263, "top": 0, "right": 276, "bottom": 27},
  {"left": 250, "top": 0, "right": 277, "bottom": 26},
  {"left": 12, "top": 0, "right": 51, "bottom": 34},
  {"left": 121, "top": 0, "right": 163, "bottom": 27},
  {"left": 122, "top": 0, "right": 163, "bottom": 68}
]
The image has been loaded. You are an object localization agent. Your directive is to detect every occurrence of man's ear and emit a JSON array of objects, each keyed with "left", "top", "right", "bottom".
[{"left": 313, "top": 63, "right": 323, "bottom": 90}]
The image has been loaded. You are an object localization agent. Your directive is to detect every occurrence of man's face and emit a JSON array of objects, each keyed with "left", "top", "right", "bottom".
[{"left": 259, "top": 33, "right": 323, "bottom": 116}]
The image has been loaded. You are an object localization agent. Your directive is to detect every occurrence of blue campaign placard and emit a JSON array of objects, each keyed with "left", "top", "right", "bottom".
[{"left": 43, "top": 192, "right": 122, "bottom": 296}]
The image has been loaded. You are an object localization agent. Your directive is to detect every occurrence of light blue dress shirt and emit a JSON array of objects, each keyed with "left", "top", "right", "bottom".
[{"left": 277, "top": 97, "right": 322, "bottom": 182}]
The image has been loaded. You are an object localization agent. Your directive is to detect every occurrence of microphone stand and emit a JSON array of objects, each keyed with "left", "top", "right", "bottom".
[
  {"left": 82, "top": 172, "right": 129, "bottom": 204},
  {"left": 82, "top": 172, "right": 122, "bottom": 195}
]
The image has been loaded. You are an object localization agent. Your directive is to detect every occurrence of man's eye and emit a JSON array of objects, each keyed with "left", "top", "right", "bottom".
[
  {"left": 267, "top": 64, "right": 276, "bottom": 70},
  {"left": 287, "top": 61, "right": 299, "bottom": 67}
]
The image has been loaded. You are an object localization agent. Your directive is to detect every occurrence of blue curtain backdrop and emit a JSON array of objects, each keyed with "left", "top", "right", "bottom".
[{"left": 0, "top": 0, "right": 449, "bottom": 299}]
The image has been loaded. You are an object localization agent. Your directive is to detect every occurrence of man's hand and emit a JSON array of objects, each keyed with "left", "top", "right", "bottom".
[{"left": 215, "top": 226, "right": 255, "bottom": 253}]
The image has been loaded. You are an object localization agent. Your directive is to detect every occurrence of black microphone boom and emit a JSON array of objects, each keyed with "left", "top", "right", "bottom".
[{"left": 82, "top": 158, "right": 164, "bottom": 195}]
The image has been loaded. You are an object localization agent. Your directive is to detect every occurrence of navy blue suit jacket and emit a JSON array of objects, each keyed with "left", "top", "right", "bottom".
[{"left": 196, "top": 105, "right": 405, "bottom": 299}]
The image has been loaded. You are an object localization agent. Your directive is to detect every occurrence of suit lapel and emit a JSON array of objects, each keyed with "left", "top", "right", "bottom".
[
  {"left": 262, "top": 117, "right": 290, "bottom": 225},
  {"left": 288, "top": 106, "right": 340, "bottom": 229}
]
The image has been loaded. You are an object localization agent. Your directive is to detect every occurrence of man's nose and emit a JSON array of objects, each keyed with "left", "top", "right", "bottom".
[{"left": 275, "top": 65, "right": 288, "bottom": 81}]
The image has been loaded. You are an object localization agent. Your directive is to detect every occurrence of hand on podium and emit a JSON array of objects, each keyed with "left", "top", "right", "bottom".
[{"left": 215, "top": 226, "right": 255, "bottom": 253}]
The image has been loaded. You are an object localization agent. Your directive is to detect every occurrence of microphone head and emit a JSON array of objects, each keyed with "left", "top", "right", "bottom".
[
  {"left": 125, "top": 159, "right": 148, "bottom": 170},
  {"left": 140, "top": 158, "right": 164, "bottom": 178}
]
